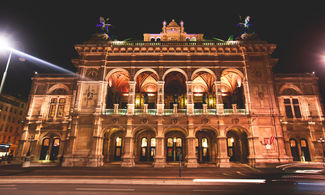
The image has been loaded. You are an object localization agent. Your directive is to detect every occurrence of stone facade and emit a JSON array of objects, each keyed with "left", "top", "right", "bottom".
[{"left": 16, "top": 20, "right": 325, "bottom": 167}]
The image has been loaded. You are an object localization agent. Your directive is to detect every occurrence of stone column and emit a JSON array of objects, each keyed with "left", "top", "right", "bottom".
[
  {"left": 185, "top": 136, "right": 198, "bottom": 168},
  {"left": 15, "top": 124, "right": 29, "bottom": 160},
  {"left": 29, "top": 122, "right": 42, "bottom": 161},
  {"left": 121, "top": 136, "right": 135, "bottom": 167},
  {"left": 121, "top": 118, "right": 135, "bottom": 167},
  {"left": 127, "top": 81, "right": 136, "bottom": 115},
  {"left": 308, "top": 122, "right": 323, "bottom": 162},
  {"left": 87, "top": 116, "right": 104, "bottom": 167},
  {"left": 153, "top": 137, "right": 166, "bottom": 168},
  {"left": 95, "top": 81, "right": 108, "bottom": 113},
  {"left": 114, "top": 104, "right": 119, "bottom": 114},
  {"left": 216, "top": 127, "right": 230, "bottom": 167},
  {"left": 186, "top": 81, "right": 194, "bottom": 115},
  {"left": 143, "top": 104, "right": 148, "bottom": 113},
  {"left": 214, "top": 81, "right": 224, "bottom": 115},
  {"left": 173, "top": 104, "right": 178, "bottom": 114},
  {"left": 186, "top": 119, "right": 198, "bottom": 167},
  {"left": 154, "top": 119, "right": 166, "bottom": 168},
  {"left": 157, "top": 81, "right": 165, "bottom": 115},
  {"left": 62, "top": 116, "right": 79, "bottom": 167},
  {"left": 203, "top": 104, "right": 207, "bottom": 114},
  {"left": 242, "top": 79, "right": 250, "bottom": 114}
]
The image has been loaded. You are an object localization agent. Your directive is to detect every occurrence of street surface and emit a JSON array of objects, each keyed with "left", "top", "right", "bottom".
[{"left": 0, "top": 163, "right": 324, "bottom": 194}]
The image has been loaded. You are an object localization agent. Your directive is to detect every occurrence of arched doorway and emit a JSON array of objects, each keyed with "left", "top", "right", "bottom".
[
  {"left": 164, "top": 72, "right": 187, "bottom": 109},
  {"left": 195, "top": 130, "right": 216, "bottom": 163},
  {"left": 39, "top": 137, "right": 60, "bottom": 161},
  {"left": 135, "top": 130, "right": 156, "bottom": 162},
  {"left": 191, "top": 71, "right": 216, "bottom": 109},
  {"left": 289, "top": 138, "right": 300, "bottom": 161},
  {"left": 220, "top": 70, "right": 245, "bottom": 109},
  {"left": 134, "top": 71, "right": 158, "bottom": 109},
  {"left": 289, "top": 138, "right": 311, "bottom": 162},
  {"left": 226, "top": 129, "right": 249, "bottom": 163},
  {"left": 300, "top": 139, "right": 311, "bottom": 161},
  {"left": 103, "top": 130, "right": 125, "bottom": 162},
  {"left": 165, "top": 131, "right": 186, "bottom": 162},
  {"left": 106, "top": 70, "right": 130, "bottom": 109}
]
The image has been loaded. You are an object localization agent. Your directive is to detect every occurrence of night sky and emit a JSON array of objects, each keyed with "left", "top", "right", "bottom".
[{"left": 1, "top": 1, "right": 325, "bottom": 102}]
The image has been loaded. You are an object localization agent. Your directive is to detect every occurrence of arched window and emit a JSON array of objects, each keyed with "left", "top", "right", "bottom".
[
  {"left": 150, "top": 38, "right": 155, "bottom": 42},
  {"left": 48, "top": 98, "right": 66, "bottom": 118},
  {"left": 114, "top": 137, "right": 122, "bottom": 161}
]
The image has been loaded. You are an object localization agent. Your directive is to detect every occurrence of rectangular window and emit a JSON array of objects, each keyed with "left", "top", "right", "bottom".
[
  {"left": 284, "top": 99, "right": 293, "bottom": 118},
  {"left": 57, "top": 105, "right": 64, "bottom": 118},
  {"left": 48, "top": 104, "right": 56, "bottom": 118},
  {"left": 292, "top": 99, "right": 301, "bottom": 118}
]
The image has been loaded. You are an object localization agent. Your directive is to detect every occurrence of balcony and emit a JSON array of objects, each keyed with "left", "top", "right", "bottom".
[{"left": 103, "top": 108, "right": 247, "bottom": 116}]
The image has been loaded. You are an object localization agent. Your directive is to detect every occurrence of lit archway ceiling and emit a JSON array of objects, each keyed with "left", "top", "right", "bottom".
[
  {"left": 220, "top": 72, "right": 242, "bottom": 93},
  {"left": 108, "top": 71, "right": 130, "bottom": 93},
  {"left": 136, "top": 72, "right": 158, "bottom": 92},
  {"left": 192, "top": 72, "right": 215, "bottom": 93}
]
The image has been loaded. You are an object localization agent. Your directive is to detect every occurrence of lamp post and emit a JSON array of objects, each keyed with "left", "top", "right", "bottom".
[{"left": 0, "top": 37, "right": 13, "bottom": 95}]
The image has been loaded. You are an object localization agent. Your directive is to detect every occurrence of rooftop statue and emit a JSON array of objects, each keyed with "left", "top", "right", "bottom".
[
  {"left": 237, "top": 16, "right": 252, "bottom": 34},
  {"left": 96, "top": 17, "right": 112, "bottom": 40}
]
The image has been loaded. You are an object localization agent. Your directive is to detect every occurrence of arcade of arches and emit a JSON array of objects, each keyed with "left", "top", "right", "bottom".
[
  {"left": 105, "top": 68, "right": 246, "bottom": 112},
  {"left": 99, "top": 127, "right": 255, "bottom": 166}
]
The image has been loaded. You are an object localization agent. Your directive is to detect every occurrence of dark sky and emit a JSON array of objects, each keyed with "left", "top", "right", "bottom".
[{"left": 1, "top": 1, "right": 325, "bottom": 101}]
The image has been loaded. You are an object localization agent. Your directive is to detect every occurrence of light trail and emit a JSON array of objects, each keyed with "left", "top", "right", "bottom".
[
  {"left": 10, "top": 48, "right": 89, "bottom": 80},
  {"left": 193, "top": 179, "right": 266, "bottom": 184}
]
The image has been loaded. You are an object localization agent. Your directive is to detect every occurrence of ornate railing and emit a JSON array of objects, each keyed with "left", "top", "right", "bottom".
[
  {"left": 109, "top": 41, "right": 240, "bottom": 46},
  {"left": 103, "top": 108, "right": 247, "bottom": 116}
]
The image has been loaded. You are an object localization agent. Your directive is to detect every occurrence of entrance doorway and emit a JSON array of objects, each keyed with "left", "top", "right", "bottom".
[
  {"left": 226, "top": 129, "right": 249, "bottom": 163},
  {"left": 195, "top": 130, "right": 216, "bottom": 163},
  {"left": 39, "top": 137, "right": 60, "bottom": 161},
  {"left": 290, "top": 138, "right": 311, "bottom": 162},
  {"left": 166, "top": 131, "right": 185, "bottom": 162},
  {"left": 136, "top": 130, "right": 156, "bottom": 162}
]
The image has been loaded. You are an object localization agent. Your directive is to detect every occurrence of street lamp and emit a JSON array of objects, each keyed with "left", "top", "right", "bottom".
[{"left": 0, "top": 36, "right": 13, "bottom": 95}]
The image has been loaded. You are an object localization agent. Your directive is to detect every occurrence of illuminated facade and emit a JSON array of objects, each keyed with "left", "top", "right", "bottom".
[
  {"left": 16, "top": 20, "right": 325, "bottom": 167},
  {"left": 0, "top": 94, "right": 26, "bottom": 157}
]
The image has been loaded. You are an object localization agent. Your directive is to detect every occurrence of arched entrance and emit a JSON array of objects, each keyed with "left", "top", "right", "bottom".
[
  {"left": 134, "top": 71, "right": 158, "bottom": 109},
  {"left": 103, "top": 130, "right": 125, "bottom": 162},
  {"left": 220, "top": 69, "right": 245, "bottom": 109},
  {"left": 135, "top": 129, "right": 156, "bottom": 162},
  {"left": 226, "top": 129, "right": 249, "bottom": 163},
  {"left": 300, "top": 139, "right": 311, "bottom": 161},
  {"left": 195, "top": 130, "right": 216, "bottom": 163},
  {"left": 164, "top": 71, "right": 187, "bottom": 109},
  {"left": 289, "top": 138, "right": 311, "bottom": 162},
  {"left": 289, "top": 138, "right": 300, "bottom": 161},
  {"left": 106, "top": 70, "right": 130, "bottom": 109},
  {"left": 165, "top": 131, "right": 186, "bottom": 162},
  {"left": 39, "top": 136, "right": 60, "bottom": 161},
  {"left": 191, "top": 70, "right": 216, "bottom": 109}
]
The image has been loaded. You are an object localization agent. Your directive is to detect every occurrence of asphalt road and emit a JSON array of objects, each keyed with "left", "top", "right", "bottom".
[{"left": 1, "top": 181, "right": 325, "bottom": 195}]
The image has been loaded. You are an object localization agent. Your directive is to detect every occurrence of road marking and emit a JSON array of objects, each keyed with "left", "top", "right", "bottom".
[
  {"left": 193, "top": 179, "right": 266, "bottom": 184},
  {"left": 0, "top": 185, "right": 16, "bottom": 187},
  {"left": 0, "top": 188, "right": 17, "bottom": 190},
  {"left": 75, "top": 188, "right": 135, "bottom": 191},
  {"left": 192, "top": 189, "right": 223, "bottom": 192}
]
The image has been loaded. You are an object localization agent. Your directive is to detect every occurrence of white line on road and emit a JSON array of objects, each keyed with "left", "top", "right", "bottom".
[
  {"left": 192, "top": 189, "right": 223, "bottom": 192},
  {"left": 75, "top": 188, "right": 135, "bottom": 191},
  {"left": 0, "top": 188, "right": 17, "bottom": 190},
  {"left": 193, "top": 179, "right": 266, "bottom": 184},
  {"left": 0, "top": 185, "right": 16, "bottom": 187}
]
